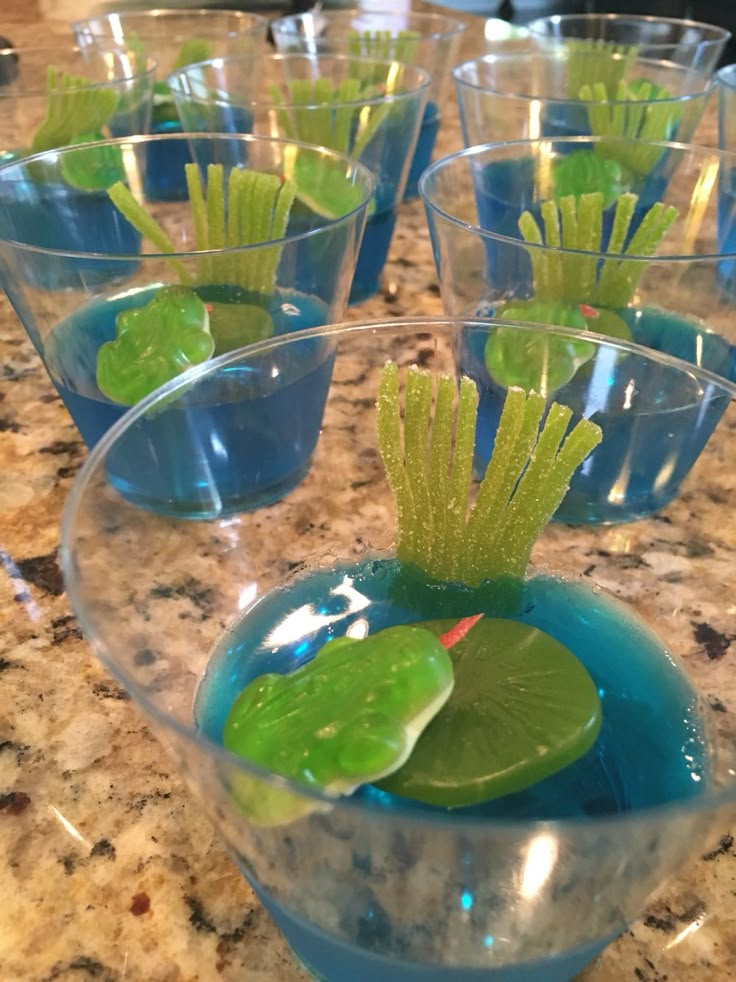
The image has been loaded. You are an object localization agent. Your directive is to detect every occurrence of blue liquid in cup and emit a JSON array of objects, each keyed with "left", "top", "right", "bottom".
[
  {"left": 143, "top": 117, "right": 192, "bottom": 202},
  {"left": 0, "top": 179, "right": 141, "bottom": 291},
  {"left": 46, "top": 285, "right": 333, "bottom": 517},
  {"left": 196, "top": 557, "right": 706, "bottom": 979},
  {"left": 460, "top": 309, "right": 735, "bottom": 525},
  {"left": 403, "top": 101, "right": 439, "bottom": 202},
  {"left": 350, "top": 204, "right": 398, "bottom": 304}
]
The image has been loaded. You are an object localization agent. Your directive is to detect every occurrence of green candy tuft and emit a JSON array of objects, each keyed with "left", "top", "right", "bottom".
[
  {"left": 223, "top": 624, "right": 454, "bottom": 825},
  {"left": 96, "top": 285, "right": 214, "bottom": 405}
]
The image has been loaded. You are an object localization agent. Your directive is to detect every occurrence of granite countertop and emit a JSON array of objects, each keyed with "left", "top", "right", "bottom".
[{"left": 2, "top": 6, "right": 736, "bottom": 981}]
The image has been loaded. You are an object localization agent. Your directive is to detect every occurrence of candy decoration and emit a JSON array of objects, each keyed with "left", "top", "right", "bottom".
[
  {"left": 223, "top": 622, "right": 455, "bottom": 825},
  {"left": 96, "top": 285, "right": 214, "bottom": 405}
]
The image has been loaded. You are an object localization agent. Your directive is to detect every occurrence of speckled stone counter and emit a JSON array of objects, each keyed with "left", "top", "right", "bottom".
[{"left": 2, "top": 7, "right": 736, "bottom": 981}]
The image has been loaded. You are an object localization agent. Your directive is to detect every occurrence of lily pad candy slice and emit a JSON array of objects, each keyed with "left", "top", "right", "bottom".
[{"left": 377, "top": 616, "right": 603, "bottom": 808}]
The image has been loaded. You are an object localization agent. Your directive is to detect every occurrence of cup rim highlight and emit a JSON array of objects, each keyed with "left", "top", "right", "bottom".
[
  {"left": 60, "top": 315, "right": 736, "bottom": 834},
  {"left": 0, "top": 132, "right": 376, "bottom": 260},
  {"left": 526, "top": 12, "right": 732, "bottom": 47},
  {"left": 453, "top": 51, "right": 713, "bottom": 106},
  {"left": 72, "top": 7, "right": 269, "bottom": 43},
  {"left": 168, "top": 51, "right": 432, "bottom": 112},
  {"left": 419, "top": 136, "right": 736, "bottom": 263},
  {"left": 269, "top": 9, "right": 468, "bottom": 43},
  {"left": 0, "top": 43, "right": 158, "bottom": 97}
]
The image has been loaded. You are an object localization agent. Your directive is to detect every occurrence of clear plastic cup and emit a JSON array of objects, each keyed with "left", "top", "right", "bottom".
[
  {"left": 62, "top": 317, "right": 736, "bottom": 982},
  {"left": 72, "top": 9, "right": 268, "bottom": 201},
  {"left": 0, "top": 133, "right": 374, "bottom": 516},
  {"left": 526, "top": 13, "right": 730, "bottom": 73},
  {"left": 454, "top": 50, "right": 711, "bottom": 149},
  {"left": 0, "top": 43, "right": 155, "bottom": 164},
  {"left": 420, "top": 138, "right": 736, "bottom": 524},
  {"left": 270, "top": 10, "right": 466, "bottom": 201},
  {"left": 168, "top": 52, "right": 430, "bottom": 304}
]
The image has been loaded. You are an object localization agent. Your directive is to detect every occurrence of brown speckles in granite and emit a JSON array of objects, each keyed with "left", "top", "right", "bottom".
[
  {"left": 703, "top": 835, "right": 734, "bottom": 861},
  {"left": 130, "top": 892, "right": 151, "bottom": 916},
  {"left": 13, "top": 549, "right": 64, "bottom": 596},
  {"left": 0, "top": 790, "right": 31, "bottom": 814},
  {"left": 692, "top": 622, "right": 733, "bottom": 660}
]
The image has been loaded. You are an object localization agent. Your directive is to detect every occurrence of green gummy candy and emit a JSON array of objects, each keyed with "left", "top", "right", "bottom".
[
  {"left": 292, "top": 151, "right": 371, "bottom": 220},
  {"left": 207, "top": 302, "right": 275, "bottom": 357},
  {"left": 59, "top": 132, "right": 126, "bottom": 191},
  {"left": 96, "top": 285, "right": 214, "bottom": 406},
  {"left": 223, "top": 624, "right": 454, "bottom": 825},
  {"left": 627, "top": 77, "right": 671, "bottom": 101},
  {"left": 486, "top": 301, "right": 595, "bottom": 393},
  {"left": 377, "top": 617, "right": 603, "bottom": 808},
  {"left": 582, "top": 306, "right": 632, "bottom": 342},
  {"left": 552, "top": 150, "right": 624, "bottom": 208}
]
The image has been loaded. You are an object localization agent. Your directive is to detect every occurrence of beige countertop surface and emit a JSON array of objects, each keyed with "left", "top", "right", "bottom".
[{"left": 1, "top": 5, "right": 735, "bottom": 981}]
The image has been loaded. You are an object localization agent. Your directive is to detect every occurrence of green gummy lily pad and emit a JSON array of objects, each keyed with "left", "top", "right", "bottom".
[
  {"left": 223, "top": 624, "right": 454, "bottom": 825},
  {"left": 582, "top": 306, "right": 632, "bottom": 342},
  {"left": 59, "top": 132, "right": 126, "bottom": 191},
  {"left": 291, "top": 151, "right": 371, "bottom": 220},
  {"left": 207, "top": 302, "right": 275, "bottom": 356},
  {"left": 376, "top": 617, "right": 602, "bottom": 808}
]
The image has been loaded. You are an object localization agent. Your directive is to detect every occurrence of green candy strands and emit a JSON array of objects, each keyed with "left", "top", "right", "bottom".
[
  {"left": 346, "top": 28, "right": 420, "bottom": 86},
  {"left": 518, "top": 192, "right": 678, "bottom": 310},
  {"left": 31, "top": 65, "right": 120, "bottom": 155},
  {"left": 107, "top": 164, "right": 296, "bottom": 294},
  {"left": 565, "top": 38, "right": 638, "bottom": 99},
  {"left": 377, "top": 362, "right": 602, "bottom": 587},
  {"left": 268, "top": 77, "right": 390, "bottom": 160},
  {"left": 580, "top": 79, "right": 682, "bottom": 175}
]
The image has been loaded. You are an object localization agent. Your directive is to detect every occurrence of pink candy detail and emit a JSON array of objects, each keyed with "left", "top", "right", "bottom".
[
  {"left": 439, "top": 613, "right": 484, "bottom": 650},
  {"left": 579, "top": 304, "right": 599, "bottom": 319}
]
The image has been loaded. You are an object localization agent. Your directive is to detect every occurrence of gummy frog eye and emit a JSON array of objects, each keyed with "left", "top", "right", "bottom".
[{"left": 96, "top": 285, "right": 214, "bottom": 406}]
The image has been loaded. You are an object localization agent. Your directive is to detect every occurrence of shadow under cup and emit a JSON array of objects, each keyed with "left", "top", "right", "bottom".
[
  {"left": 0, "top": 134, "right": 374, "bottom": 518},
  {"left": 61, "top": 319, "right": 736, "bottom": 982},
  {"left": 420, "top": 138, "right": 736, "bottom": 524}
]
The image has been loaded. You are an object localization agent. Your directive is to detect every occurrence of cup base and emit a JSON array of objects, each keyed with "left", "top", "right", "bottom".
[
  {"left": 106, "top": 456, "right": 313, "bottom": 521},
  {"left": 255, "top": 886, "right": 616, "bottom": 982}
]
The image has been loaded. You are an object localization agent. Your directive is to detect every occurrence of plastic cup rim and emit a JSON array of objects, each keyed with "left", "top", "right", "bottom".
[
  {"left": 0, "top": 132, "right": 376, "bottom": 260},
  {"left": 419, "top": 136, "right": 736, "bottom": 263}
]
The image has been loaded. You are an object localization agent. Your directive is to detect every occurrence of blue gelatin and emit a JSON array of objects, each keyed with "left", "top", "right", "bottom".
[
  {"left": 472, "top": 157, "right": 668, "bottom": 296},
  {"left": 0, "top": 179, "right": 141, "bottom": 291},
  {"left": 403, "top": 101, "right": 439, "bottom": 202},
  {"left": 350, "top": 205, "right": 398, "bottom": 304},
  {"left": 717, "top": 166, "right": 736, "bottom": 297},
  {"left": 45, "top": 285, "right": 333, "bottom": 517},
  {"left": 196, "top": 557, "right": 707, "bottom": 980},
  {"left": 144, "top": 117, "right": 191, "bottom": 202},
  {"left": 460, "top": 308, "right": 735, "bottom": 524}
]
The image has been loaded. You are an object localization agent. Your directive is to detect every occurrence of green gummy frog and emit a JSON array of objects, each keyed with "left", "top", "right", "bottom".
[
  {"left": 96, "top": 285, "right": 214, "bottom": 406},
  {"left": 223, "top": 624, "right": 455, "bottom": 825},
  {"left": 486, "top": 301, "right": 596, "bottom": 394},
  {"left": 552, "top": 150, "right": 624, "bottom": 208}
]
